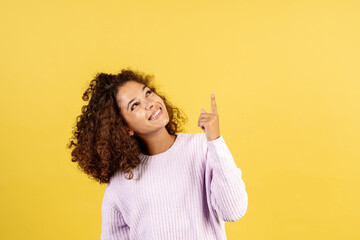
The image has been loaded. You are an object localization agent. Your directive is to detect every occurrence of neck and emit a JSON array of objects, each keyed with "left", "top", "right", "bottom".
[{"left": 138, "top": 128, "right": 176, "bottom": 156}]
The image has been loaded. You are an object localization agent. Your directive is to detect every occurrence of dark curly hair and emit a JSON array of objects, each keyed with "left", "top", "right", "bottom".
[{"left": 67, "top": 69, "right": 188, "bottom": 184}]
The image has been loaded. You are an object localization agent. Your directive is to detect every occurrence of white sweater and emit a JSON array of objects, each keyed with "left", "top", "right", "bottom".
[{"left": 101, "top": 132, "right": 248, "bottom": 240}]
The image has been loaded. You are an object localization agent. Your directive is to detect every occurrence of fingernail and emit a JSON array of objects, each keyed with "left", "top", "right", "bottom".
[{"left": 212, "top": 93, "right": 215, "bottom": 98}]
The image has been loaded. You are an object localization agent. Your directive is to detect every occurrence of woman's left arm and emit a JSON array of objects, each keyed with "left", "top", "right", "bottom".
[
  {"left": 206, "top": 136, "right": 248, "bottom": 222},
  {"left": 198, "top": 93, "right": 248, "bottom": 222}
]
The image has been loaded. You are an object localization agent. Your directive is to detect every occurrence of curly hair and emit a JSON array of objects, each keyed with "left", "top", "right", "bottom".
[{"left": 67, "top": 69, "right": 188, "bottom": 184}]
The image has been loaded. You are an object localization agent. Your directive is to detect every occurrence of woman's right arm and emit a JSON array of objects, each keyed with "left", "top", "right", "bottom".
[{"left": 100, "top": 187, "right": 130, "bottom": 240}]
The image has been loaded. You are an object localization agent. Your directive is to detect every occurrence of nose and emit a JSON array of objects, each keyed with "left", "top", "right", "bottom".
[{"left": 144, "top": 98, "right": 155, "bottom": 110}]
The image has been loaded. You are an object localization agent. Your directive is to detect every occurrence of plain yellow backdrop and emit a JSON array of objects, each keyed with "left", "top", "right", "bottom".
[{"left": 1, "top": 0, "right": 359, "bottom": 239}]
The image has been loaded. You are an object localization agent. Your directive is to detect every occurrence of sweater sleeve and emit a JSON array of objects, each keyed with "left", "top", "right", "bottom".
[
  {"left": 206, "top": 135, "right": 248, "bottom": 222},
  {"left": 100, "top": 186, "right": 130, "bottom": 240}
]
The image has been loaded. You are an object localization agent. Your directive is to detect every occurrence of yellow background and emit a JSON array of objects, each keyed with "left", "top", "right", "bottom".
[{"left": 1, "top": 0, "right": 359, "bottom": 239}]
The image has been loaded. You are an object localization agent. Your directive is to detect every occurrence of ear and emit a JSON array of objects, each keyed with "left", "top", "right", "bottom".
[{"left": 124, "top": 126, "right": 134, "bottom": 136}]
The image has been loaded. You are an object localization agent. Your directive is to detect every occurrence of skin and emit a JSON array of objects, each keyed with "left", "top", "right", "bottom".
[
  {"left": 197, "top": 93, "right": 221, "bottom": 142},
  {"left": 116, "top": 80, "right": 221, "bottom": 155},
  {"left": 116, "top": 81, "right": 176, "bottom": 155}
]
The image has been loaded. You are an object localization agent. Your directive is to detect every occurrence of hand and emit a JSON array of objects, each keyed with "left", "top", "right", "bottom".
[{"left": 197, "top": 93, "right": 220, "bottom": 141}]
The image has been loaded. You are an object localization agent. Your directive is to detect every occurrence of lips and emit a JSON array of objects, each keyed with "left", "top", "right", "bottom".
[{"left": 148, "top": 107, "right": 162, "bottom": 120}]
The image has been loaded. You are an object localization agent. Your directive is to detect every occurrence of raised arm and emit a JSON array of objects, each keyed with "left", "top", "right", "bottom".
[
  {"left": 198, "top": 93, "right": 248, "bottom": 222},
  {"left": 205, "top": 136, "right": 248, "bottom": 222}
]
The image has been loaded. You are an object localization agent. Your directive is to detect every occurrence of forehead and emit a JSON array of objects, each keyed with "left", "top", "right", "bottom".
[{"left": 116, "top": 81, "right": 146, "bottom": 106}]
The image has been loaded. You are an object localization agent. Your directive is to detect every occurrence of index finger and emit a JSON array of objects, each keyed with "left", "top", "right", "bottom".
[{"left": 210, "top": 93, "right": 218, "bottom": 114}]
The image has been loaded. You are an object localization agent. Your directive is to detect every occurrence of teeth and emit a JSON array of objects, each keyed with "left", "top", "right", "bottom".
[{"left": 150, "top": 109, "right": 161, "bottom": 120}]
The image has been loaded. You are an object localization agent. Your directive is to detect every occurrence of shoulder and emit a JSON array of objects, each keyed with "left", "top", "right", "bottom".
[
  {"left": 104, "top": 174, "right": 120, "bottom": 197},
  {"left": 176, "top": 132, "right": 208, "bottom": 153},
  {"left": 101, "top": 181, "right": 115, "bottom": 208},
  {"left": 178, "top": 132, "right": 207, "bottom": 145},
  {"left": 105, "top": 170, "right": 125, "bottom": 198},
  {"left": 102, "top": 171, "right": 128, "bottom": 208}
]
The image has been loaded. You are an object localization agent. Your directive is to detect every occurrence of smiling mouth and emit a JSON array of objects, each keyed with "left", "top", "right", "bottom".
[{"left": 149, "top": 107, "right": 162, "bottom": 120}]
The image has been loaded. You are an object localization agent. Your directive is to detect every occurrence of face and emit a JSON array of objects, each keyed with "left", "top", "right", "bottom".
[{"left": 116, "top": 81, "right": 169, "bottom": 136}]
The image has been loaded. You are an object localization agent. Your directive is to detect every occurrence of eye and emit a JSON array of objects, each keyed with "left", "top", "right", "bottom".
[
  {"left": 131, "top": 102, "right": 139, "bottom": 111},
  {"left": 131, "top": 90, "right": 152, "bottom": 111}
]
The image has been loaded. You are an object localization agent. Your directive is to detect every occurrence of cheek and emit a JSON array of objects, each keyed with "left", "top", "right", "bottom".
[
  {"left": 121, "top": 110, "right": 139, "bottom": 125},
  {"left": 135, "top": 111, "right": 145, "bottom": 120},
  {"left": 162, "top": 107, "right": 170, "bottom": 121},
  {"left": 157, "top": 97, "right": 165, "bottom": 107}
]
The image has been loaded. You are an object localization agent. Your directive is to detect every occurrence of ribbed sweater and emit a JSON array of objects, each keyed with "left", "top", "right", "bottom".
[{"left": 100, "top": 132, "right": 248, "bottom": 240}]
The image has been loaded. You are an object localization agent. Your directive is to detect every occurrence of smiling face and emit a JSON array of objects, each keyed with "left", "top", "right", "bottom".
[{"left": 116, "top": 80, "right": 169, "bottom": 136}]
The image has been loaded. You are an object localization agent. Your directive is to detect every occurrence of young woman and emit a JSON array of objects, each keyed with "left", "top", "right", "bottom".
[{"left": 67, "top": 69, "right": 248, "bottom": 240}]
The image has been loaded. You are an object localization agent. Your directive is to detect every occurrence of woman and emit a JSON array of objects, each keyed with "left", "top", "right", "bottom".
[{"left": 67, "top": 69, "right": 248, "bottom": 240}]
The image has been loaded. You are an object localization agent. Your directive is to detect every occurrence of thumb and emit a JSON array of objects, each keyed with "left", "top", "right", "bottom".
[{"left": 201, "top": 108, "right": 206, "bottom": 113}]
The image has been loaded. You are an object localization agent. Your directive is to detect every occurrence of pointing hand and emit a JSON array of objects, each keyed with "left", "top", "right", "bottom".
[{"left": 197, "top": 93, "right": 220, "bottom": 141}]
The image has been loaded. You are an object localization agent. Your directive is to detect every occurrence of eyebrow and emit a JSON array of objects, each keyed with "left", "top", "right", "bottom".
[{"left": 127, "top": 85, "right": 147, "bottom": 111}]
